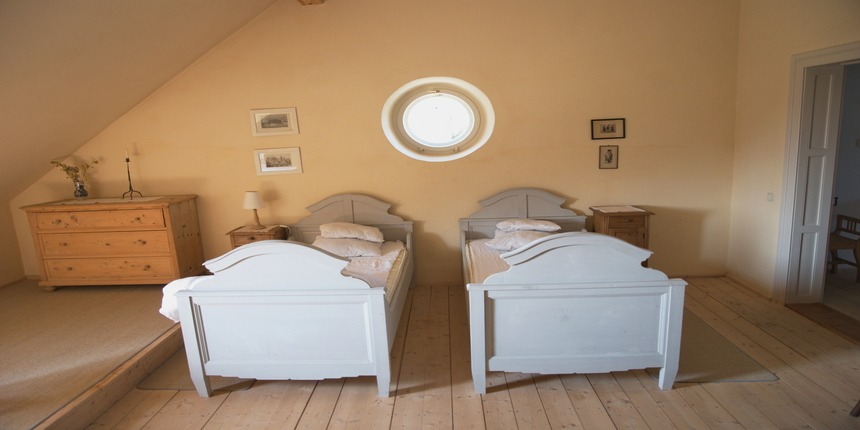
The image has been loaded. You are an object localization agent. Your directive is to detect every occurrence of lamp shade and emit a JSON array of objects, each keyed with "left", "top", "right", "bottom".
[{"left": 242, "top": 191, "right": 264, "bottom": 210}]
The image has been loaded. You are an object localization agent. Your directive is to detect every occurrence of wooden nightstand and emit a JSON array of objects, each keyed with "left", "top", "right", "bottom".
[
  {"left": 227, "top": 225, "right": 288, "bottom": 249},
  {"left": 590, "top": 205, "right": 653, "bottom": 250}
]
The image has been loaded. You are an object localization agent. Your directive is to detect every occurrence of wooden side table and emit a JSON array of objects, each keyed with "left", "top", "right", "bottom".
[
  {"left": 227, "top": 225, "right": 288, "bottom": 249},
  {"left": 590, "top": 205, "right": 653, "bottom": 250}
]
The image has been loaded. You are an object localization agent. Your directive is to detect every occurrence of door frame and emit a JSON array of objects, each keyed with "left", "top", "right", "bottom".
[{"left": 775, "top": 40, "right": 860, "bottom": 303}]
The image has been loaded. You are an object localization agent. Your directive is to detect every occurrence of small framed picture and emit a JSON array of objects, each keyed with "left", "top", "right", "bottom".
[
  {"left": 250, "top": 107, "right": 299, "bottom": 136},
  {"left": 254, "top": 147, "right": 303, "bottom": 175},
  {"left": 599, "top": 145, "right": 619, "bottom": 169},
  {"left": 591, "top": 118, "right": 625, "bottom": 140}
]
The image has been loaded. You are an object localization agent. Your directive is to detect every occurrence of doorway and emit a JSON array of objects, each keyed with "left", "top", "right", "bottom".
[
  {"left": 823, "top": 62, "right": 860, "bottom": 319},
  {"left": 776, "top": 41, "right": 860, "bottom": 305}
]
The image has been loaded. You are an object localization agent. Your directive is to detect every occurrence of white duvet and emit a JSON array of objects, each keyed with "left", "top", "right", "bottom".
[{"left": 159, "top": 241, "right": 405, "bottom": 322}]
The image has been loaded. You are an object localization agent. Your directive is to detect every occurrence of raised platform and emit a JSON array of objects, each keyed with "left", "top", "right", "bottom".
[{"left": 35, "top": 325, "right": 182, "bottom": 429}]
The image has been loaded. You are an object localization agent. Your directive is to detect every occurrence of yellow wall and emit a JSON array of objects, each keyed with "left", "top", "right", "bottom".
[
  {"left": 728, "top": 0, "right": 860, "bottom": 296},
  {"left": 0, "top": 207, "right": 24, "bottom": 286},
  {"left": 12, "top": 0, "right": 743, "bottom": 285}
]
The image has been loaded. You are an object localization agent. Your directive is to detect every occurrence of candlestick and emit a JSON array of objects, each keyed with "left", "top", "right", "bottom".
[{"left": 121, "top": 152, "right": 143, "bottom": 200}]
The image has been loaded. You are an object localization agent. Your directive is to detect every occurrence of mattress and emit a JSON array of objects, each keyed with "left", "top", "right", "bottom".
[{"left": 465, "top": 238, "right": 509, "bottom": 284}]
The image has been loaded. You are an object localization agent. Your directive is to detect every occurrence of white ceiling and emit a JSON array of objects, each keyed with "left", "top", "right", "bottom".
[{"left": 0, "top": 0, "right": 280, "bottom": 200}]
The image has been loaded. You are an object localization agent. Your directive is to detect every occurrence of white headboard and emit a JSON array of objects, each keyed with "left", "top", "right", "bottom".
[
  {"left": 291, "top": 193, "right": 413, "bottom": 244},
  {"left": 459, "top": 188, "right": 586, "bottom": 243}
]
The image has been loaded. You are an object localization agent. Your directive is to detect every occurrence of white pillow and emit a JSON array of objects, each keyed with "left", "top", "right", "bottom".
[
  {"left": 319, "top": 222, "right": 384, "bottom": 243},
  {"left": 312, "top": 237, "right": 382, "bottom": 257},
  {"left": 485, "top": 230, "right": 550, "bottom": 252},
  {"left": 496, "top": 218, "right": 561, "bottom": 232}
]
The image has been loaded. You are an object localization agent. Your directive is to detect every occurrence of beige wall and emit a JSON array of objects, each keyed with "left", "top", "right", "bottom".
[
  {"left": 12, "top": 0, "right": 742, "bottom": 286},
  {"left": 0, "top": 207, "right": 24, "bottom": 286},
  {"left": 728, "top": 0, "right": 860, "bottom": 296}
]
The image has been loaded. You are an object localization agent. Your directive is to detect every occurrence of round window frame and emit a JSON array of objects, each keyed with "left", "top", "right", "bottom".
[{"left": 381, "top": 77, "right": 494, "bottom": 162}]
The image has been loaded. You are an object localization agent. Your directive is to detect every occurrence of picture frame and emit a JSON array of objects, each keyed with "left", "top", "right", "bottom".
[
  {"left": 253, "top": 147, "right": 303, "bottom": 175},
  {"left": 250, "top": 107, "right": 299, "bottom": 136},
  {"left": 591, "top": 118, "right": 625, "bottom": 140},
  {"left": 599, "top": 145, "right": 619, "bottom": 169}
]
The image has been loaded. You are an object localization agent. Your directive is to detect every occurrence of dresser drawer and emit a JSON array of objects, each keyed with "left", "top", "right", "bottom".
[
  {"left": 40, "top": 231, "right": 170, "bottom": 257},
  {"left": 44, "top": 257, "right": 175, "bottom": 279},
  {"left": 33, "top": 209, "right": 166, "bottom": 230},
  {"left": 607, "top": 216, "right": 646, "bottom": 229}
]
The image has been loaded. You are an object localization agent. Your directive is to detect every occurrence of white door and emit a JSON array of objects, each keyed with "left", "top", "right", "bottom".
[{"left": 784, "top": 64, "right": 844, "bottom": 303}]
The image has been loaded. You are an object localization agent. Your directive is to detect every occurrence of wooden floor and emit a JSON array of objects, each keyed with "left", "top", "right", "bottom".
[
  {"left": 825, "top": 267, "right": 860, "bottom": 321},
  {"left": 86, "top": 277, "right": 860, "bottom": 430}
]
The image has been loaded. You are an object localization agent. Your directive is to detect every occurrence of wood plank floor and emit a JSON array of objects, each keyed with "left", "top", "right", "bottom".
[
  {"left": 86, "top": 277, "right": 860, "bottom": 429},
  {"left": 825, "top": 267, "right": 860, "bottom": 321}
]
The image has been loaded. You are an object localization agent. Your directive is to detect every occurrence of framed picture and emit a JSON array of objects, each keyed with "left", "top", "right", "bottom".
[
  {"left": 591, "top": 118, "right": 625, "bottom": 140},
  {"left": 599, "top": 145, "right": 619, "bottom": 169},
  {"left": 250, "top": 107, "right": 299, "bottom": 136},
  {"left": 253, "top": 147, "right": 303, "bottom": 175}
]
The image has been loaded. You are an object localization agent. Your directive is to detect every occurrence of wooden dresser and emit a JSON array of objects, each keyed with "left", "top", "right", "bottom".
[
  {"left": 590, "top": 205, "right": 653, "bottom": 249},
  {"left": 22, "top": 195, "right": 205, "bottom": 290}
]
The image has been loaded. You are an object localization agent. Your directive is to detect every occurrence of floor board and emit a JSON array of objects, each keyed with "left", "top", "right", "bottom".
[{"left": 87, "top": 277, "right": 860, "bottom": 429}]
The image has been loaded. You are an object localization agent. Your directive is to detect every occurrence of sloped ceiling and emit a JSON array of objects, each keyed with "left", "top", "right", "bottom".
[{"left": 0, "top": 0, "right": 280, "bottom": 201}]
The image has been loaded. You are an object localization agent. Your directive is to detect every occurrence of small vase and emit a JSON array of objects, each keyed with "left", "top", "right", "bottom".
[{"left": 74, "top": 182, "right": 88, "bottom": 199}]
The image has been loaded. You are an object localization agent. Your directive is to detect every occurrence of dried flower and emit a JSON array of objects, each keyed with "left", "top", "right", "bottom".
[{"left": 51, "top": 159, "right": 98, "bottom": 184}]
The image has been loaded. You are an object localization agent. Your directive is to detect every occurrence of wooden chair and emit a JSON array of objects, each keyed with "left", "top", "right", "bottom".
[{"left": 828, "top": 214, "right": 860, "bottom": 282}]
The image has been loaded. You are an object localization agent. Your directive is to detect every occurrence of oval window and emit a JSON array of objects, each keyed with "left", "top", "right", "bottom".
[{"left": 382, "top": 77, "right": 494, "bottom": 162}]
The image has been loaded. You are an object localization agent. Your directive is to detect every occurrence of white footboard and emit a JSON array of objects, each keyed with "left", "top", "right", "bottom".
[
  {"left": 459, "top": 189, "right": 687, "bottom": 394},
  {"left": 176, "top": 288, "right": 392, "bottom": 397},
  {"left": 468, "top": 280, "right": 685, "bottom": 394}
]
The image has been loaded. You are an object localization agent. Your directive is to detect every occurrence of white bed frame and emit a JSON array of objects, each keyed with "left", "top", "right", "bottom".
[
  {"left": 460, "top": 188, "right": 686, "bottom": 393},
  {"left": 175, "top": 194, "right": 414, "bottom": 397}
]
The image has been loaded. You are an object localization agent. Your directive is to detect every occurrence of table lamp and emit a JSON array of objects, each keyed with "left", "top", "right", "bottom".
[{"left": 243, "top": 191, "right": 265, "bottom": 229}]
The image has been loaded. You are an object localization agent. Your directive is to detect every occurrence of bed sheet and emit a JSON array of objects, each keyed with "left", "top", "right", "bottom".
[{"left": 465, "top": 239, "right": 509, "bottom": 284}]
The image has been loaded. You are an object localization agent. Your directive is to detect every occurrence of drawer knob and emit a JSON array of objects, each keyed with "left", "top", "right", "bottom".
[
  {"left": 248, "top": 236, "right": 257, "bottom": 241},
  {"left": 136, "top": 240, "right": 147, "bottom": 245},
  {"left": 142, "top": 265, "right": 151, "bottom": 271}
]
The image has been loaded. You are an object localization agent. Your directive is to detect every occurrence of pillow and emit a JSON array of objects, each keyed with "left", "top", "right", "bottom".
[
  {"left": 319, "top": 222, "right": 384, "bottom": 243},
  {"left": 485, "top": 230, "right": 550, "bottom": 252},
  {"left": 312, "top": 237, "right": 382, "bottom": 257},
  {"left": 496, "top": 218, "right": 561, "bottom": 232}
]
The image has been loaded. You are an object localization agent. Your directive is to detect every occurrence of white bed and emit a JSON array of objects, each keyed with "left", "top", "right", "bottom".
[
  {"left": 460, "top": 188, "right": 686, "bottom": 393},
  {"left": 161, "top": 193, "right": 414, "bottom": 397}
]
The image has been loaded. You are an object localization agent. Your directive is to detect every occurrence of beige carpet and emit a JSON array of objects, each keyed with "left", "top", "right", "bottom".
[
  {"left": 0, "top": 279, "right": 175, "bottom": 430},
  {"left": 138, "top": 348, "right": 254, "bottom": 391},
  {"left": 653, "top": 309, "right": 778, "bottom": 383}
]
